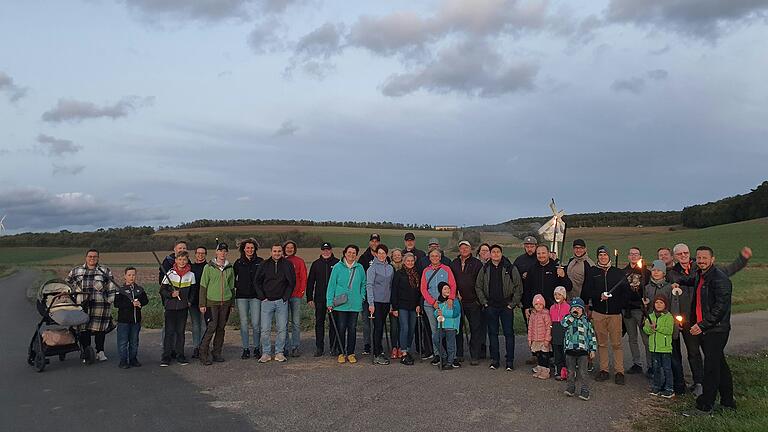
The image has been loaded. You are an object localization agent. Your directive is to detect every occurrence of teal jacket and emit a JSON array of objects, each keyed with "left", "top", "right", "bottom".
[
  {"left": 643, "top": 311, "right": 674, "bottom": 354},
  {"left": 561, "top": 313, "right": 597, "bottom": 353},
  {"left": 434, "top": 298, "right": 461, "bottom": 331},
  {"left": 326, "top": 260, "right": 367, "bottom": 313}
]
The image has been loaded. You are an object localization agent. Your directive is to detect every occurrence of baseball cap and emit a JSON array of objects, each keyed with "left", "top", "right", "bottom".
[
  {"left": 370, "top": 233, "right": 381, "bottom": 241},
  {"left": 216, "top": 242, "right": 229, "bottom": 251},
  {"left": 572, "top": 239, "right": 586, "bottom": 248},
  {"left": 458, "top": 240, "right": 471, "bottom": 248},
  {"left": 320, "top": 242, "right": 332, "bottom": 250},
  {"left": 404, "top": 232, "right": 416, "bottom": 241},
  {"left": 523, "top": 236, "right": 537, "bottom": 244}
]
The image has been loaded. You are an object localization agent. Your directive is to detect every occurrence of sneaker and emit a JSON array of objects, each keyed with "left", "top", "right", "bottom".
[
  {"left": 118, "top": 361, "right": 130, "bottom": 369},
  {"left": 456, "top": 356, "right": 464, "bottom": 363},
  {"left": 682, "top": 408, "right": 713, "bottom": 417},
  {"left": 314, "top": 349, "right": 324, "bottom": 357},
  {"left": 160, "top": 359, "right": 170, "bottom": 367},
  {"left": 96, "top": 351, "right": 108, "bottom": 362},
  {"left": 200, "top": 357, "right": 213, "bottom": 366},
  {"left": 660, "top": 390, "right": 674, "bottom": 399},
  {"left": 337, "top": 354, "right": 346, "bottom": 364},
  {"left": 258, "top": 354, "right": 272, "bottom": 363},
  {"left": 362, "top": 346, "right": 371, "bottom": 355},
  {"left": 506, "top": 363, "right": 515, "bottom": 371},
  {"left": 374, "top": 355, "right": 391, "bottom": 365},
  {"left": 253, "top": 348, "right": 261, "bottom": 359},
  {"left": 489, "top": 362, "right": 500, "bottom": 370},
  {"left": 431, "top": 356, "right": 442, "bottom": 366},
  {"left": 564, "top": 385, "right": 576, "bottom": 397},
  {"left": 649, "top": 389, "right": 660, "bottom": 397},
  {"left": 191, "top": 348, "right": 199, "bottom": 359},
  {"left": 452, "top": 360, "right": 461, "bottom": 368},
  {"left": 615, "top": 372, "right": 625, "bottom": 385},
  {"left": 177, "top": 356, "right": 189, "bottom": 365},
  {"left": 400, "top": 354, "right": 414, "bottom": 366},
  {"left": 274, "top": 353, "right": 287, "bottom": 362},
  {"left": 579, "top": 388, "right": 591, "bottom": 401},
  {"left": 595, "top": 370, "right": 610, "bottom": 381},
  {"left": 129, "top": 359, "right": 142, "bottom": 367},
  {"left": 347, "top": 354, "right": 357, "bottom": 364},
  {"left": 290, "top": 348, "right": 301, "bottom": 358},
  {"left": 441, "top": 363, "right": 452, "bottom": 370},
  {"left": 421, "top": 353, "right": 434, "bottom": 361},
  {"left": 627, "top": 364, "right": 643, "bottom": 374},
  {"left": 241, "top": 349, "right": 250, "bottom": 360}
]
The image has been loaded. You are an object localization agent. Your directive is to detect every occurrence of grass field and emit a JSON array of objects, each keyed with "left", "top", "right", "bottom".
[
  {"left": 632, "top": 352, "right": 768, "bottom": 432},
  {"left": 0, "top": 247, "right": 80, "bottom": 265}
]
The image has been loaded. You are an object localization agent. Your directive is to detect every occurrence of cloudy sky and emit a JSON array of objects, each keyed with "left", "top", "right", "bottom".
[{"left": 1, "top": 0, "right": 767, "bottom": 232}]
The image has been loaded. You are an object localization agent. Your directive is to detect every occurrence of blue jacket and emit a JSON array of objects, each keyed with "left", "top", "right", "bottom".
[
  {"left": 366, "top": 259, "right": 394, "bottom": 304},
  {"left": 434, "top": 298, "right": 461, "bottom": 331}
]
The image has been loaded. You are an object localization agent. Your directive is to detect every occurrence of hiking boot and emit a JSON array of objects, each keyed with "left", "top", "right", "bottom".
[
  {"left": 579, "top": 388, "right": 591, "bottom": 401},
  {"left": 595, "top": 370, "right": 610, "bottom": 381},
  {"left": 431, "top": 356, "right": 441, "bottom": 366},
  {"left": 532, "top": 365, "right": 541, "bottom": 374},
  {"left": 615, "top": 372, "right": 625, "bottom": 385},
  {"left": 241, "top": 349, "right": 250, "bottom": 359},
  {"left": 627, "top": 363, "right": 643, "bottom": 374},
  {"left": 452, "top": 360, "right": 461, "bottom": 369},
  {"left": 400, "top": 354, "right": 414, "bottom": 366},
  {"left": 362, "top": 345, "right": 371, "bottom": 355},
  {"left": 129, "top": 358, "right": 142, "bottom": 368},
  {"left": 96, "top": 351, "right": 108, "bottom": 362},
  {"left": 347, "top": 354, "right": 357, "bottom": 364},
  {"left": 536, "top": 368, "right": 550, "bottom": 379},
  {"left": 375, "top": 355, "right": 391, "bottom": 365},
  {"left": 275, "top": 353, "right": 287, "bottom": 362},
  {"left": 160, "top": 359, "right": 170, "bottom": 367},
  {"left": 660, "top": 390, "right": 674, "bottom": 399},
  {"left": 191, "top": 348, "right": 199, "bottom": 359},
  {"left": 177, "top": 356, "right": 190, "bottom": 365},
  {"left": 337, "top": 354, "right": 346, "bottom": 364},
  {"left": 258, "top": 354, "right": 272, "bottom": 363},
  {"left": 118, "top": 361, "right": 130, "bottom": 369},
  {"left": 489, "top": 362, "right": 500, "bottom": 370},
  {"left": 564, "top": 384, "right": 576, "bottom": 397},
  {"left": 314, "top": 349, "right": 324, "bottom": 357},
  {"left": 421, "top": 353, "right": 434, "bottom": 361}
]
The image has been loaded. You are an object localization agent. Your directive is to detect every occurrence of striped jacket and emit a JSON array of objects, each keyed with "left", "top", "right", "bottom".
[{"left": 161, "top": 268, "right": 195, "bottom": 310}]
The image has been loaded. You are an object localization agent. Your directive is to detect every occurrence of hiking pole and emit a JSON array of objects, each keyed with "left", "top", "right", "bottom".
[
  {"left": 416, "top": 311, "right": 423, "bottom": 362},
  {"left": 384, "top": 312, "right": 391, "bottom": 355},
  {"left": 437, "top": 316, "right": 444, "bottom": 372},
  {"left": 462, "top": 314, "right": 470, "bottom": 358},
  {"left": 369, "top": 313, "right": 375, "bottom": 364},
  {"left": 328, "top": 310, "right": 345, "bottom": 358}
]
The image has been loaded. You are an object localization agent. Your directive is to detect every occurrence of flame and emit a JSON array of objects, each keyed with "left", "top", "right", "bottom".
[
  {"left": 637, "top": 258, "right": 643, "bottom": 269},
  {"left": 675, "top": 315, "right": 684, "bottom": 322},
  {"left": 614, "top": 249, "right": 618, "bottom": 255}
]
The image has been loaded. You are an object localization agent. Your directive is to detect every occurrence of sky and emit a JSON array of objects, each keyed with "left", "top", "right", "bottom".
[{"left": 1, "top": 0, "right": 767, "bottom": 233}]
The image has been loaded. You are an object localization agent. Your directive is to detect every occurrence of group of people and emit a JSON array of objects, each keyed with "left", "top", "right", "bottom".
[{"left": 63, "top": 232, "right": 752, "bottom": 416}]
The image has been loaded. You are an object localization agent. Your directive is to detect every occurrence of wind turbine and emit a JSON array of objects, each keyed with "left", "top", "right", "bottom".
[
  {"left": 0, "top": 215, "right": 6, "bottom": 235},
  {"left": 537, "top": 199, "right": 566, "bottom": 257}
]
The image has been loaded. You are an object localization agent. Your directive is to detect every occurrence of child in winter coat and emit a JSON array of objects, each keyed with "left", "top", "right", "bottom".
[
  {"left": 114, "top": 267, "right": 149, "bottom": 369},
  {"left": 643, "top": 293, "right": 674, "bottom": 398},
  {"left": 528, "top": 294, "right": 552, "bottom": 379},
  {"left": 160, "top": 250, "right": 195, "bottom": 366},
  {"left": 550, "top": 286, "right": 570, "bottom": 381},
  {"left": 435, "top": 282, "right": 462, "bottom": 369},
  {"left": 562, "top": 297, "right": 597, "bottom": 401}
]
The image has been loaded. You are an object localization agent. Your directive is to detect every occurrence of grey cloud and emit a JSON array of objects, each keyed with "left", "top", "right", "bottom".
[
  {"left": 606, "top": 0, "right": 768, "bottom": 39},
  {"left": 122, "top": 0, "right": 300, "bottom": 22},
  {"left": 52, "top": 164, "right": 86, "bottom": 176},
  {"left": 273, "top": 120, "right": 299, "bottom": 137},
  {"left": 0, "top": 186, "right": 168, "bottom": 231},
  {"left": 123, "top": 192, "right": 141, "bottom": 202},
  {"left": 649, "top": 44, "right": 671, "bottom": 55},
  {"left": 36, "top": 134, "right": 82, "bottom": 157},
  {"left": 347, "top": 12, "right": 435, "bottom": 55},
  {"left": 285, "top": 22, "right": 344, "bottom": 78},
  {"left": 41, "top": 96, "right": 154, "bottom": 123},
  {"left": 611, "top": 69, "right": 669, "bottom": 94},
  {"left": 0, "top": 71, "right": 28, "bottom": 102},
  {"left": 646, "top": 69, "right": 669, "bottom": 80},
  {"left": 247, "top": 19, "right": 285, "bottom": 54},
  {"left": 381, "top": 39, "right": 538, "bottom": 98}
]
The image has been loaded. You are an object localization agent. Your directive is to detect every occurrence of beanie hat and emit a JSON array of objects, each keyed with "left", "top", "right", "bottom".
[
  {"left": 437, "top": 281, "right": 450, "bottom": 301},
  {"left": 554, "top": 286, "right": 567, "bottom": 299},
  {"left": 533, "top": 294, "right": 546, "bottom": 307},
  {"left": 653, "top": 293, "right": 669, "bottom": 311},
  {"left": 651, "top": 260, "right": 667, "bottom": 275},
  {"left": 569, "top": 297, "right": 586, "bottom": 312},
  {"left": 596, "top": 245, "right": 609, "bottom": 255}
]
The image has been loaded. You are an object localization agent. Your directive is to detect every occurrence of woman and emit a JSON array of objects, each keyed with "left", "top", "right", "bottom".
[
  {"left": 390, "top": 248, "right": 404, "bottom": 271},
  {"left": 327, "top": 245, "right": 367, "bottom": 364},
  {"left": 420, "top": 248, "right": 457, "bottom": 365},
  {"left": 234, "top": 239, "right": 263, "bottom": 360},
  {"left": 367, "top": 244, "right": 395, "bottom": 365},
  {"left": 391, "top": 253, "right": 421, "bottom": 365},
  {"left": 388, "top": 248, "right": 403, "bottom": 357},
  {"left": 477, "top": 243, "right": 491, "bottom": 264}
]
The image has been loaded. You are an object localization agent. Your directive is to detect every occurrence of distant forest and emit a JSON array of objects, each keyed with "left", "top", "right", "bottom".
[
  {"left": 681, "top": 181, "right": 768, "bottom": 228},
  {"left": 162, "top": 219, "right": 434, "bottom": 231}
]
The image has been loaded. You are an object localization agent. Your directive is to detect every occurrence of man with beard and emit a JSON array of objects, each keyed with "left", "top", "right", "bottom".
[
  {"left": 566, "top": 239, "right": 594, "bottom": 301},
  {"left": 307, "top": 242, "right": 340, "bottom": 357}
]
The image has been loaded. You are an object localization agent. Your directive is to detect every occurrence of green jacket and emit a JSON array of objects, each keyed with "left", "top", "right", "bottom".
[
  {"left": 199, "top": 260, "right": 235, "bottom": 307},
  {"left": 643, "top": 311, "right": 673, "bottom": 354},
  {"left": 326, "top": 260, "right": 367, "bottom": 313},
  {"left": 475, "top": 260, "right": 523, "bottom": 308}
]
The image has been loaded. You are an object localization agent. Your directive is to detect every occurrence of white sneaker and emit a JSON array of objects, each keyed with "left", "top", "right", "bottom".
[
  {"left": 274, "top": 353, "right": 287, "bottom": 362},
  {"left": 96, "top": 351, "right": 108, "bottom": 362},
  {"left": 258, "top": 354, "right": 272, "bottom": 363}
]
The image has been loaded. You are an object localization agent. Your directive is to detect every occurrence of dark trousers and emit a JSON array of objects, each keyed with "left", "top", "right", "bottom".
[
  {"left": 79, "top": 330, "right": 106, "bottom": 352},
  {"left": 457, "top": 302, "right": 483, "bottom": 360},
  {"left": 682, "top": 330, "right": 704, "bottom": 384},
  {"left": 485, "top": 306, "right": 515, "bottom": 367},
  {"left": 389, "top": 314, "right": 399, "bottom": 349},
  {"left": 372, "top": 302, "right": 390, "bottom": 355},
  {"left": 671, "top": 337, "right": 686, "bottom": 393},
  {"left": 162, "top": 309, "right": 188, "bottom": 360},
  {"left": 116, "top": 323, "right": 140, "bottom": 363},
  {"left": 336, "top": 311, "right": 358, "bottom": 355},
  {"left": 553, "top": 344, "right": 565, "bottom": 371},
  {"left": 535, "top": 350, "right": 551, "bottom": 367},
  {"left": 698, "top": 331, "right": 734, "bottom": 411},
  {"left": 416, "top": 313, "right": 433, "bottom": 357},
  {"left": 200, "top": 302, "right": 231, "bottom": 359},
  {"left": 314, "top": 303, "right": 336, "bottom": 352}
]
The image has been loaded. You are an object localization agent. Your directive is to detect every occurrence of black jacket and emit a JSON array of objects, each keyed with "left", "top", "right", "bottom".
[
  {"left": 677, "top": 266, "right": 733, "bottom": 334},
  {"left": 158, "top": 254, "right": 175, "bottom": 284},
  {"left": 114, "top": 284, "right": 149, "bottom": 324},
  {"left": 234, "top": 256, "right": 263, "bottom": 299},
  {"left": 391, "top": 268, "right": 422, "bottom": 311},
  {"left": 358, "top": 248, "right": 376, "bottom": 272},
  {"left": 403, "top": 247, "right": 426, "bottom": 261},
  {"left": 189, "top": 261, "right": 206, "bottom": 306},
  {"left": 450, "top": 255, "right": 483, "bottom": 305},
  {"left": 513, "top": 252, "right": 538, "bottom": 277},
  {"left": 623, "top": 264, "right": 651, "bottom": 311},
  {"left": 254, "top": 257, "right": 296, "bottom": 302},
  {"left": 581, "top": 265, "right": 628, "bottom": 315},
  {"left": 524, "top": 260, "right": 572, "bottom": 309},
  {"left": 306, "top": 254, "right": 340, "bottom": 305}
]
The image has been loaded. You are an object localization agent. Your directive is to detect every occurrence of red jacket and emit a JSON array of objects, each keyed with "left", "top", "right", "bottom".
[
  {"left": 528, "top": 308, "right": 552, "bottom": 344},
  {"left": 286, "top": 255, "right": 308, "bottom": 299}
]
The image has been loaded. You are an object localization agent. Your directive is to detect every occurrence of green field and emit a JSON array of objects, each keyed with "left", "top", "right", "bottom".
[{"left": 0, "top": 247, "right": 80, "bottom": 265}]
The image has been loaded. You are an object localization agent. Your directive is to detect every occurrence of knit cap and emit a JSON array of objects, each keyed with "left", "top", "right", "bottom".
[
  {"left": 653, "top": 293, "right": 669, "bottom": 311},
  {"left": 569, "top": 297, "right": 586, "bottom": 312},
  {"left": 533, "top": 294, "right": 545, "bottom": 307},
  {"left": 554, "top": 286, "right": 567, "bottom": 299},
  {"left": 651, "top": 260, "right": 667, "bottom": 274}
]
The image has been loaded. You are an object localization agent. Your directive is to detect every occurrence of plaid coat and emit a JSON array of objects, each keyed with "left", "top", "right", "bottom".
[{"left": 65, "top": 264, "right": 117, "bottom": 332}]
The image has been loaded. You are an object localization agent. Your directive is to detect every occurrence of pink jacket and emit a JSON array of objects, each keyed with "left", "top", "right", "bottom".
[
  {"left": 528, "top": 308, "right": 552, "bottom": 344},
  {"left": 549, "top": 301, "right": 570, "bottom": 323}
]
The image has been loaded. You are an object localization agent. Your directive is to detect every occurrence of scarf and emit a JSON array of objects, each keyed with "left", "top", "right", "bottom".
[
  {"left": 567, "top": 254, "right": 594, "bottom": 296},
  {"left": 392, "top": 261, "right": 403, "bottom": 272},
  {"left": 173, "top": 263, "right": 191, "bottom": 277},
  {"left": 405, "top": 266, "right": 419, "bottom": 290},
  {"left": 596, "top": 260, "right": 611, "bottom": 271}
]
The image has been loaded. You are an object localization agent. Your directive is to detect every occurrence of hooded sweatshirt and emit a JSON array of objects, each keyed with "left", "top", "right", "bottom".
[
  {"left": 366, "top": 258, "right": 394, "bottom": 304},
  {"left": 199, "top": 259, "right": 235, "bottom": 307}
]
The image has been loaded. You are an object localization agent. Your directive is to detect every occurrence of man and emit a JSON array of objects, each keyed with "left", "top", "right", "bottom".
[
  {"left": 475, "top": 244, "right": 522, "bottom": 371},
  {"left": 159, "top": 240, "right": 188, "bottom": 283},
  {"left": 189, "top": 246, "right": 208, "bottom": 359},
  {"left": 254, "top": 244, "right": 295, "bottom": 363},
  {"left": 358, "top": 233, "right": 381, "bottom": 354},
  {"left": 667, "top": 243, "right": 751, "bottom": 396},
  {"left": 674, "top": 247, "right": 735, "bottom": 416},
  {"left": 566, "top": 239, "right": 594, "bottom": 300},
  {"left": 417, "top": 238, "right": 451, "bottom": 271},
  {"left": 514, "top": 235, "right": 538, "bottom": 364},
  {"left": 283, "top": 240, "right": 307, "bottom": 357},
  {"left": 623, "top": 247, "right": 652, "bottom": 376},
  {"left": 307, "top": 242, "right": 340, "bottom": 357},
  {"left": 524, "top": 244, "right": 571, "bottom": 314},
  {"left": 66, "top": 249, "right": 118, "bottom": 363},
  {"left": 198, "top": 243, "right": 235, "bottom": 366},
  {"left": 450, "top": 240, "right": 483, "bottom": 365},
  {"left": 403, "top": 232, "right": 426, "bottom": 263},
  {"left": 656, "top": 246, "right": 685, "bottom": 394},
  {"left": 581, "top": 245, "right": 629, "bottom": 385}
]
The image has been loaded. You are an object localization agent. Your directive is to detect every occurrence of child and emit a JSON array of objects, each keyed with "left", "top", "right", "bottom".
[
  {"left": 644, "top": 294, "right": 674, "bottom": 398},
  {"left": 114, "top": 267, "right": 149, "bottom": 369},
  {"left": 435, "top": 281, "right": 462, "bottom": 369},
  {"left": 562, "top": 297, "right": 597, "bottom": 401},
  {"left": 160, "top": 250, "right": 195, "bottom": 366},
  {"left": 550, "top": 286, "right": 570, "bottom": 381},
  {"left": 528, "top": 294, "right": 552, "bottom": 379}
]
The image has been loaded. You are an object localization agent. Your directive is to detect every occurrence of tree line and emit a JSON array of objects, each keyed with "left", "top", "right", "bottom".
[
  {"left": 681, "top": 181, "right": 768, "bottom": 228},
  {"left": 162, "top": 219, "right": 434, "bottom": 231}
]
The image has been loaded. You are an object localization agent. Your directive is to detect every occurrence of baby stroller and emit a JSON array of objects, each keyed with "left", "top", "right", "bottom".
[{"left": 27, "top": 279, "right": 91, "bottom": 372}]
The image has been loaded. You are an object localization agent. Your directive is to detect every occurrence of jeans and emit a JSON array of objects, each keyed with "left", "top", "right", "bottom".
[
  {"left": 623, "top": 308, "right": 651, "bottom": 368},
  {"left": 485, "top": 305, "right": 515, "bottom": 367},
  {"left": 162, "top": 309, "right": 188, "bottom": 360},
  {"left": 457, "top": 302, "right": 483, "bottom": 360},
  {"left": 398, "top": 309, "right": 417, "bottom": 353},
  {"left": 188, "top": 307, "right": 206, "bottom": 349},
  {"left": 424, "top": 304, "right": 441, "bottom": 357},
  {"left": 236, "top": 298, "right": 261, "bottom": 350},
  {"left": 682, "top": 330, "right": 704, "bottom": 384},
  {"left": 652, "top": 352, "right": 673, "bottom": 392},
  {"left": 440, "top": 329, "right": 457, "bottom": 364},
  {"left": 336, "top": 311, "right": 358, "bottom": 355},
  {"left": 566, "top": 354, "right": 589, "bottom": 393},
  {"left": 285, "top": 297, "right": 302, "bottom": 351},
  {"left": 116, "top": 323, "right": 140, "bottom": 363},
  {"left": 592, "top": 311, "right": 625, "bottom": 373},
  {"left": 260, "top": 299, "right": 289, "bottom": 355},
  {"left": 698, "top": 331, "right": 734, "bottom": 411},
  {"left": 372, "top": 302, "right": 390, "bottom": 355},
  {"left": 200, "top": 302, "right": 231, "bottom": 359}
]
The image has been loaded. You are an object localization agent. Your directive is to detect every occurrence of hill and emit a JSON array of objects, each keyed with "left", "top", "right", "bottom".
[{"left": 682, "top": 181, "right": 768, "bottom": 228}]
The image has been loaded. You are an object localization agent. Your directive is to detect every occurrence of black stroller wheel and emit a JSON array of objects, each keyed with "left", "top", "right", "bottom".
[
  {"left": 59, "top": 354, "right": 66, "bottom": 361},
  {"left": 33, "top": 335, "right": 46, "bottom": 372}
]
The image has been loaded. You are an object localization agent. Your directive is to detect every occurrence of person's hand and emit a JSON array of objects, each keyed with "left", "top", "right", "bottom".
[
  {"left": 600, "top": 293, "right": 610, "bottom": 301},
  {"left": 392, "top": 310, "right": 399, "bottom": 318},
  {"left": 132, "top": 299, "right": 141, "bottom": 308},
  {"left": 327, "top": 306, "right": 333, "bottom": 312},
  {"left": 556, "top": 267, "right": 565, "bottom": 278},
  {"left": 741, "top": 247, "right": 753, "bottom": 260},
  {"left": 642, "top": 298, "right": 650, "bottom": 306},
  {"left": 506, "top": 304, "right": 513, "bottom": 310},
  {"left": 447, "top": 299, "right": 454, "bottom": 309},
  {"left": 589, "top": 352, "right": 595, "bottom": 360},
  {"left": 199, "top": 306, "right": 207, "bottom": 314},
  {"left": 650, "top": 322, "right": 656, "bottom": 331},
  {"left": 308, "top": 300, "right": 315, "bottom": 309},
  {"left": 672, "top": 287, "right": 682, "bottom": 296},
  {"left": 368, "top": 305, "right": 375, "bottom": 315},
  {"left": 525, "top": 308, "right": 531, "bottom": 320},
  {"left": 416, "top": 306, "right": 421, "bottom": 315},
  {"left": 690, "top": 324, "right": 702, "bottom": 336},
  {"left": 522, "top": 272, "right": 528, "bottom": 279},
  {"left": 172, "top": 290, "right": 180, "bottom": 299}
]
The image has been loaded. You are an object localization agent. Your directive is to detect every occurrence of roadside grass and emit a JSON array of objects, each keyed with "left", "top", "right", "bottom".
[
  {"left": 0, "top": 265, "right": 16, "bottom": 279},
  {"left": 632, "top": 352, "right": 768, "bottom": 432}
]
